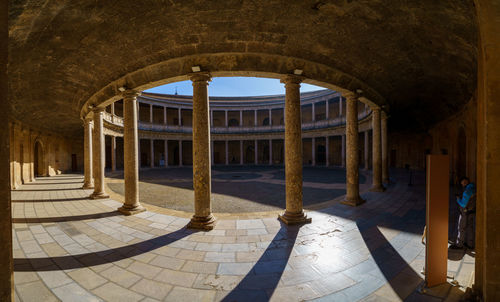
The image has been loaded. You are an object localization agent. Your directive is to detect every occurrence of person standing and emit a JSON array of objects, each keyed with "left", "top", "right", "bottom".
[{"left": 449, "top": 177, "right": 476, "bottom": 250}]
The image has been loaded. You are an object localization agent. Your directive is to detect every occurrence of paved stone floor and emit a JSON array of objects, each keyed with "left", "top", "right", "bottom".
[
  {"left": 11, "top": 170, "right": 474, "bottom": 301},
  {"left": 106, "top": 166, "right": 368, "bottom": 213}
]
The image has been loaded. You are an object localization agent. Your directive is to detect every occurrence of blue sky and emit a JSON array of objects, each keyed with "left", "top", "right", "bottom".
[{"left": 144, "top": 77, "right": 325, "bottom": 96}]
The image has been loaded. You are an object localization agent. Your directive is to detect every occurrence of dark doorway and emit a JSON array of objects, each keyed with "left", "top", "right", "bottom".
[
  {"left": 317, "top": 145, "right": 326, "bottom": 165},
  {"left": 71, "top": 154, "right": 78, "bottom": 172}
]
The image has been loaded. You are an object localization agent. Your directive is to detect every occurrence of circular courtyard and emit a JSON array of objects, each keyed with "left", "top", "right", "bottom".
[{"left": 106, "top": 166, "right": 368, "bottom": 213}]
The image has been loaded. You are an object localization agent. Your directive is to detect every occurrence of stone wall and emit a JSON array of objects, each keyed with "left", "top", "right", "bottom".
[
  {"left": 389, "top": 96, "right": 477, "bottom": 182},
  {"left": 9, "top": 121, "right": 83, "bottom": 190}
]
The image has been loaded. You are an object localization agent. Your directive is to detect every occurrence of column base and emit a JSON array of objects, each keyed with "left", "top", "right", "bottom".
[
  {"left": 278, "top": 210, "right": 312, "bottom": 225},
  {"left": 118, "top": 204, "right": 146, "bottom": 216},
  {"left": 341, "top": 196, "right": 366, "bottom": 207},
  {"left": 82, "top": 183, "right": 94, "bottom": 190},
  {"left": 187, "top": 214, "right": 216, "bottom": 230},
  {"left": 370, "top": 185, "right": 386, "bottom": 192},
  {"left": 89, "top": 192, "right": 110, "bottom": 199}
]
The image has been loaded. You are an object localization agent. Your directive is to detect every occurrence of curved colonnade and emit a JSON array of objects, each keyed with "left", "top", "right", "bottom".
[{"left": 82, "top": 75, "right": 389, "bottom": 229}]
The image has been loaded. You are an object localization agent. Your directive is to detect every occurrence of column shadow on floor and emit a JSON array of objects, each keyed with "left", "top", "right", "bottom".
[
  {"left": 12, "top": 211, "right": 122, "bottom": 224},
  {"left": 14, "top": 227, "right": 195, "bottom": 272},
  {"left": 221, "top": 222, "right": 300, "bottom": 301}
]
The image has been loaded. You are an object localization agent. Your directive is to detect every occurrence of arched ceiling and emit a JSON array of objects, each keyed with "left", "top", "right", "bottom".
[{"left": 9, "top": 0, "right": 477, "bottom": 136}]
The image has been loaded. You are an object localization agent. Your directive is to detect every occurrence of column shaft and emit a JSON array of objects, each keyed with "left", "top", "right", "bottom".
[
  {"left": 279, "top": 75, "right": 311, "bottom": 224},
  {"left": 312, "top": 137, "right": 316, "bottom": 166},
  {"left": 342, "top": 93, "right": 365, "bottom": 206},
  {"left": 371, "top": 108, "right": 385, "bottom": 192},
  {"left": 111, "top": 136, "right": 116, "bottom": 172},
  {"left": 364, "top": 131, "right": 370, "bottom": 170},
  {"left": 90, "top": 108, "right": 109, "bottom": 199},
  {"left": 382, "top": 113, "right": 389, "bottom": 183},
  {"left": 240, "top": 140, "right": 244, "bottom": 165},
  {"left": 269, "top": 109, "right": 272, "bottom": 126},
  {"left": 225, "top": 110, "right": 228, "bottom": 127},
  {"left": 150, "top": 139, "right": 154, "bottom": 168},
  {"left": 149, "top": 104, "right": 153, "bottom": 123},
  {"left": 118, "top": 90, "right": 145, "bottom": 215},
  {"left": 240, "top": 111, "right": 243, "bottom": 127},
  {"left": 326, "top": 100, "right": 329, "bottom": 120},
  {"left": 188, "top": 72, "right": 215, "bottom": 230},
  {"left": 163, "top": 106, "right": 167, "bottom": 124},
  {"left": 254, "top": 140, "right": 258, "bottom": 164},
  {"left": 254, "top": 110, "right": 257, "bottom": 126},
  {"left": 83, "top": 118, "right": 94, "bottom": 189},
  {"left": 225, "top": 140, "right": 229, "bottom": 165},
  {"left": 179, "top": 141, "right": 183, "bottom": 166},
  {"left": 312, "top": 103, "right": 316, "bottom": 121},
  {"left": 178, "top": 108, "right": 182, "bottom": 126}
]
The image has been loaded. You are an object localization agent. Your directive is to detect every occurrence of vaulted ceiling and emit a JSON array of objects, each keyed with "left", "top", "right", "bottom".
[{"left": 9, "top": 0, "right": 477, "bottom": 136}]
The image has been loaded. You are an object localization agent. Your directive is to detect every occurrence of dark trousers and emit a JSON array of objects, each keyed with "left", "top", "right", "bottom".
[{"left": 456, "top": 207, "right": 475, "bottom": 248}]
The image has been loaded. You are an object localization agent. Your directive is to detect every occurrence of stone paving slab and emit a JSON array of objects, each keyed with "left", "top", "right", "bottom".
[{"left": 11, "top": 171, "right": 473, "bottom": 302}]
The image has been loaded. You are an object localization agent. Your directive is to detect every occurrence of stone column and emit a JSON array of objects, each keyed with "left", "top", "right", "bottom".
[
  {"left": 240, "top": 111, "right": 243, "bottom": 127},
  {"left": 164, "top": 140, "right": 168, "bottom": 167},
  {"left": 269, "top": 109, "right": 272, "bottom": 126},
  {"left": 254, "top": 110, "right": 258, "bottom": 126},
  {"left": 149, "top": 104, "right": 153, "bottom": 123},
  {"left": 225, "top": 140, "right": 229, "bottom": 165},
  {"left": 339, "top": 97, "right": 343, "bottom": 116},
  {"left": 279, "top": 75, "right": 311, "bottom": 225},
  {"left": 179, "top": 140, "right": 183, "bottom": 166},
  {"left": 111, "top": 102, "right": 115, "bottom": 116},
  {"left": 254, "top": 140, "right": 258, "bottom": 164},
  {"left": 163, "top": 106, "right": 167, "bottom": 124},
  {"left": 341, "top": 135, "right": 346, "bottom": 168},
  {"left": 326, "top": 100, "right": 329, "bottom": 120},
  {"left": 118, "top": 90, "right": 145, "bottom": 215},
  {"left": 312, "top": 137, "right": 316, "bottom": 166},
  {"left": 341, "top": 92, "right": 365, "bottom": 206},
  {"left": 150, "top": 139, "right": 154, "bottom": 168},
  {"left": 111, "top": 136, "right": 116, "bottom": 172},
  {"left": 225, "top": 110, "right": 228, "bottom": 127},
  {"left": 269, "top": 139, "right": 273, "bottom": 165},
  {"left": 188, "top": 72, "right": 215, "bottom": 230},
  {"left": 312, "top": 103, "right": 316, "bottom": 121},
  {"left": 90, "top": 108, "right": 109, "bottom": 199},
  {"left": 240, "top": 140, "right": 244, "bottom": 165},
  {"left": 382, "top": 112, "right": 389, "bottom": 183},
  {"left": 83, "top": 117, "right": 94, "bottom": 189},
  {"left": 371, "top": 107, "right": 385, "bottom": 192},
  {"left": 326, "top": 136, "right": 330, "bottom": 166},
  {"left": 178, "top": 108, "right": 182, "bottom": 126},
  {"left": 364, "top": 131, "right": 370, "bottom": 170}
]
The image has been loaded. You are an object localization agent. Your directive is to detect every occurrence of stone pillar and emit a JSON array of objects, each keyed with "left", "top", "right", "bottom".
[
  {"left": 111, "top": 136, "right": 116, "bottom": 172},
  {"left": 475, "top": 3, "right": 500, "bottom": 299},
  {"left": 364, "top": 131, "right": 370, "bottom": 170},
  {"left": 225, "top": 140, "right": 229, "bottom": 165},
  {"left": 371, "top": 107, "right": 385, "bottom": 192},
  {"left": 341, "top": 135, "right": 346, "bottom": 168},
  {"left": 381, "top": 112, "right": 389, "bottom": 183},
  {"left": 150, "top": 139, "right": 154, "bottom": 168},
  {"left": 83, "top": 117, "right": 94, "bottom": 189},
  {"left": 225, "top": 110, "right": 228, "bottom": 127},
  {"left": 312, "top": 103, "right": 316, "bottom": 121},
  {"left": 163, "top": 106, "right": 167, "bottom": 124},
  {"left": 254, "top": 140, "right": 258, "bottom": 164},
  {"left": 311, "top": 137, "right": 316, "bottom": 166},
  {"left": 118, "top": 90, "right": 145, "bottom": 215},
  {"left": 179, "top": 140, "right": 183, "bottom": 166},
  {"left": 0, "top": 6, "right": 13, "bottom": 296},
  {"left": 240, "top": 140, "right": 243, "bottom": 165},
  {"left": 240, "top": 111, "right": 243, "bottom": 127},
  {"left": 254, "top": 110, "right": 258, "bottom": 126},
  {"left": 269, "top": 109, "right": 272, "bottom": 126},
  {"left": 341, "top": 92, "right": 365, "bottom": 206},
  {"left": 210, "top": 110, "right": 213, "bottom": 126},
  {"left": 111, "top": 102, "right": 115, "bottom": 116},
  {"left": 339, "top": 97, "right": 343, "bottom": 116},
  {"left": 279, "top": 75, "right": 311, "bottom": 225},
  {"left": 188, "top": 72, "right": 215, "bottom": 230},
  {"left": 164, "top": 140, "right": 168, "bottom": 167},
  {"left": 326, "top": 136, "right": 329, "bottom": 167},
  {"left": 90, "top": 108, "right": 109, "bottom": 199},
  {"left": 178, "top": 108, "right": 182, "bottom": 126},
  {"left": 149, "top": 104, "right": 153, "bottom": 123},
  {"left": 326, "top": 100, "right": 329, "bottom": 120},
  {"left": 269, "top": 139, "right": 273, "bottom": 165}
]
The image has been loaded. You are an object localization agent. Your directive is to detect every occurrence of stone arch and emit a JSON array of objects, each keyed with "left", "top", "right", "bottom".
[
  {"left": 34, "top": 139, "right": 45, "bottom": 177},
  {"left": 80, "top": 53, "right": 386, "bottom": 119}
]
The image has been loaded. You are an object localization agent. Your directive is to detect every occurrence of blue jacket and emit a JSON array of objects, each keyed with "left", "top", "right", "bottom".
[{"left": 457, "top": 183, "right": 476, "bottom": 208}]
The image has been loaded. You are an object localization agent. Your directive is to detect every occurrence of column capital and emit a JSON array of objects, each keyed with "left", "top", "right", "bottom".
[
  {"left": 92, "top": 106, "right": 106, "bottom": 113},
  {"left": 370, "top": 105, "right": 382, "bottom": 112},
  {"left": 122, "top": 89, "right": 141, "bottom": 99},
  {"left": 343, "top": 91, "right": 360, "bottom": 100},
  {"left": 280, "top": 74, "right": 303, "bottom": 85},
  {"left": 189, "top": 72, "right": 212, "bottom": 83}
]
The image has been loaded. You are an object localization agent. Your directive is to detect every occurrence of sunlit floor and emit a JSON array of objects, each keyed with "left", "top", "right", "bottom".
[
  {"left": 11, "top": 170, "right": 473, "bottom": 301},
  {"left": 106, "top": 166, "right": 369, "bottom": 213}
]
